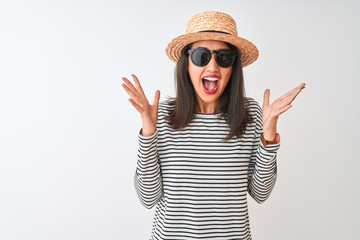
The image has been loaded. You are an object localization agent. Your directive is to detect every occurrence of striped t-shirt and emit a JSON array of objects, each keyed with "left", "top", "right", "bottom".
[{"left": 135, "top": 98, "right": 280, "bottom": 240}]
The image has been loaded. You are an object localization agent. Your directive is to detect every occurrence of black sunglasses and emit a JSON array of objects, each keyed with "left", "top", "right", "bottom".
[{"left": 187, "top": 47, "right": 237, "bottom": 68}]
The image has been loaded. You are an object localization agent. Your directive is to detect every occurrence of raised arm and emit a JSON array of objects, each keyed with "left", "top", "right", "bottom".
[
  {"left": 247, "top": 102, "right": 279, "bottom": 203},
  {"left": 248, "top": 83, "right": 305, "bottom": 203},
  {"left": 121, "top": 74, "right": 163, "bottom": 208}
]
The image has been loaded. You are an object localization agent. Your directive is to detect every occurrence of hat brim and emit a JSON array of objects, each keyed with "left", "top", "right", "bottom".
[{"left": 165, "top": 32, "right": 259, "bottom": 68}]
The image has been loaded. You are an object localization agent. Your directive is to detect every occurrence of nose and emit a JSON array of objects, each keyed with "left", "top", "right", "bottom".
[{"left": 206, "top": 53, "right": 220, "bottom": 71}]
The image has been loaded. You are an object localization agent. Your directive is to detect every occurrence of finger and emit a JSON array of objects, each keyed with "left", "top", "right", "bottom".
[
  {"left": 277, "top": 85, "right": 305, "bottom": 107},
  {"left": 263, "top": 89, "right": 270, "bottom": 107},
  {"left": 121, "top": 83, "right": 143, "bottom": 106},
  {"left": 295, "top": 82, "right": 306, "bottom": 88},
  {"left": 152, "top": 90, "right": 160, "bottom": 107},
  {"left": 280, "top": 83, "right": 306, "bottom": 100},
  {"left": 281, "top": 85, "right": 305, "bottom": 105},
  {"left": 289, "top": 86, "right": 304, "bottom": 102},
  {"left": 279, "top": 88, "right": 301, "bottom": 104},
  {"left": 128, "top": 98, "right": 143, "bottom": 113},
  {"left": 121, "top": 77, "right": 145, "bottom": 104},
  {"left": 279, "top": 87, "right": 298, "bottom": 101},
  {"left": 278, "top": 104, "right": 292, "bottom": 115},
  {"left": 122, "top": 77, "right": 141, "bottom": 98},
  {"left": 132, "top": 74, "right": 146, "bottom": 97},
  {"left": 121, "top": 77, "right": 136, "bottom": 94}
]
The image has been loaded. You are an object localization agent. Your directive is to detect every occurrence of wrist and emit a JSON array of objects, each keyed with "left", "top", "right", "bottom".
[
  {"left": 141, "top": 127, "right": 156, "bottom": 137},
  {"left": 263, "top": 125, "right": 277, "bottom": 141},
  {"left": 261, "top": 133, "right": 280, "bottom": 146},
  {"left": 263, "top": 132, "right": 276, "bottom": 141},
  {"left": 141, "top": 118, "right": 156, "bottom": 137},
  {"left": 263, "top": 118, "right": 278, "bottom": 140}
]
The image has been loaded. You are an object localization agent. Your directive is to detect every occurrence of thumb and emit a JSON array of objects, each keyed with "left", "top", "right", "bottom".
[
  {"left": 263, "top": 89, "right": 270, "bottom": 107},
  {"left": 152, "top": 90, "right": 160, "bottom": 106}
]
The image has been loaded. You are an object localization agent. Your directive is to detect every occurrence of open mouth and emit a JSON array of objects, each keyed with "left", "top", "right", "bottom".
[{"left": 202, "top": 76, "right": 219, "bottom": 94}]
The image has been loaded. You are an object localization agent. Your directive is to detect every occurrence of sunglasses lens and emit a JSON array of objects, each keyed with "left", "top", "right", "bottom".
[
  {"left": 189, "top": 48, "right": 236, "bottom": 67},
  {"left": 191, "top": 49, "right": 211, "bottom": 67},
  {"left": 216, "top": 50, "right": 236, "bottom": 68}
]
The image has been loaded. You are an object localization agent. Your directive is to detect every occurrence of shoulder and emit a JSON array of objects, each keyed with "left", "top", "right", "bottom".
[
  {"left": 245, "top": 97, "right": 261, "bottom": 112},
  {"left": 245, "top": 97, "right": 262, "bottom": 120},
  {"left": 158, "top": 99, "right": 175, "bottom": 118}
]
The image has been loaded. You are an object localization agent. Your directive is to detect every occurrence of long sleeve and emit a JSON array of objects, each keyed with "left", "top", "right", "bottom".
[
  {"left": 134, "top": 129, "right": 163, "bottom": 209},
  {"left": 247, "top": 103, "right": 280, "bottom": 204}
]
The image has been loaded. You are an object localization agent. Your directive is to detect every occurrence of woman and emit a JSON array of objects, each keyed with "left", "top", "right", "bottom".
[{"left": 122, "top": 11, "right": 305, "bottom": 240}]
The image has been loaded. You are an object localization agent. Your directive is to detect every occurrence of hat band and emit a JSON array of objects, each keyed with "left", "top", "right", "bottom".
[{"left": 199, "top": 30, "right": 230, "bottom": 35}]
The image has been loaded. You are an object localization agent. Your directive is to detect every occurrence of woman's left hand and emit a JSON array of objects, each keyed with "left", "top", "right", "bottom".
[{"left": 262, "top": 83, "right": 306, "bottom": 141}]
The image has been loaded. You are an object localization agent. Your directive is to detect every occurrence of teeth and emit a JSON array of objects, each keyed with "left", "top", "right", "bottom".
[{"left": 203, "top": 77, "right": 219, "bottom": 81}]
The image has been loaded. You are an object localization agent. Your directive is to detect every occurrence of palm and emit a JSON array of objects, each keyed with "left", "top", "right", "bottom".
[
  {"left": 262, "top": 83, "right": 305, "bottom": 139},
  {"left": 147, "top": 102, "right": 159, "bottom": 127},
  {"left": 262, "top": 104, "right": 273, "bottom": 126},
  {"left": 262, "top": 83, "right": 305, "bottom": 131}
]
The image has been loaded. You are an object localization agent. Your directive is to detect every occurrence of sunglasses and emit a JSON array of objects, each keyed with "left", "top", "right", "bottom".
[{"left": 187, "top": 47, "right": 237, "bottom": 68}]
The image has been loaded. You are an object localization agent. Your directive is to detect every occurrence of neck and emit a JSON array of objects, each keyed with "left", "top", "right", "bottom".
[{"left": 195, "top": 99, "right": 219, "bottom": 113}]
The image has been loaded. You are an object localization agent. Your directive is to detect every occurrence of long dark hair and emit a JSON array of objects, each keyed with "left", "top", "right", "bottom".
[{"left": 166, "top": 42, "right": 252, "bottom": 141}]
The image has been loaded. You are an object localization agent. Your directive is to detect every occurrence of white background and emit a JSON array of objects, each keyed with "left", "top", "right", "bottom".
[{"left": 1, "top": 0, "right": 359, "bottom": 239}]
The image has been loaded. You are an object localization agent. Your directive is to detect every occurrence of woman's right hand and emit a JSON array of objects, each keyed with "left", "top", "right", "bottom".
[{"left": 121, "top": 74, "right": 160, "bottom": 137}]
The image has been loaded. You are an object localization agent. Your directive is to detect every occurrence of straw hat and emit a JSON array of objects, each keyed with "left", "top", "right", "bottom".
[{"left": 165, "top": 11, "right": 259, "bottom": 68}]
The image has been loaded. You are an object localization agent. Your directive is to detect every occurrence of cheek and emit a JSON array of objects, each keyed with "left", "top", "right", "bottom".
[
  {"left": 222, "top": 67, "right": 233, "bottom": 86},
  {"left": 188, "top": 64, "right": 202, "bottom": 84}
]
